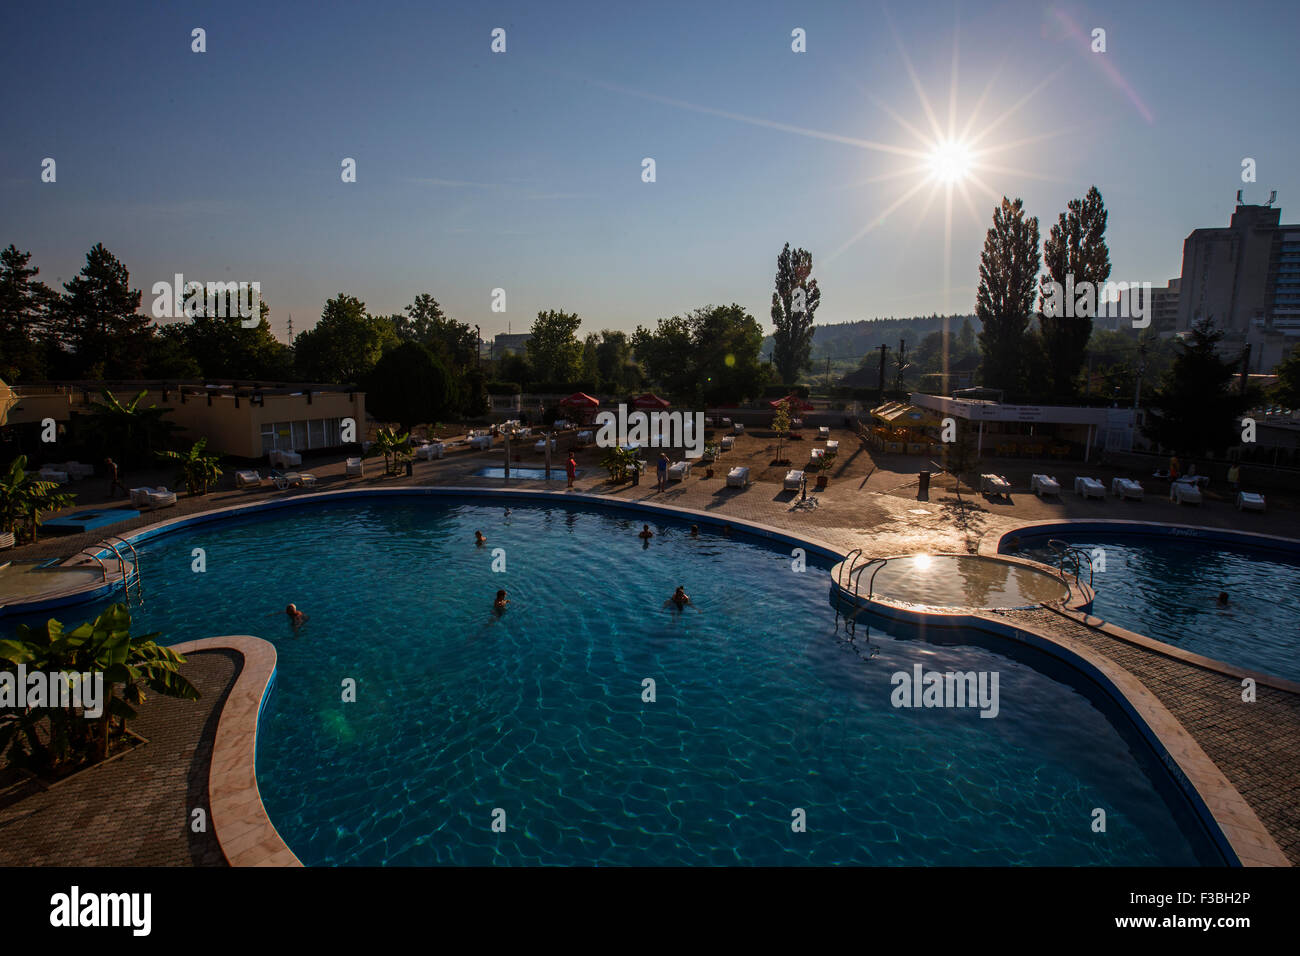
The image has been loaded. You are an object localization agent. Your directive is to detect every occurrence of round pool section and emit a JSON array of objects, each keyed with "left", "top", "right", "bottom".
[
  {"left": 0, "top": 496, "right": 1222, "bottom": 866},
  {"left": 858, "top": 554, "right": 1073, "bottom": 610}
]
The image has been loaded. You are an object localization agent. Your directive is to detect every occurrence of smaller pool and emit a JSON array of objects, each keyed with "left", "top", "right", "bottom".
[
  {"left": 0, "top": 562, "right": 104, "bottom": 603},
  {"left": 862, "top": 554, "right": 1070, "bottom": 609},
  {"left": 473, "top": 467, "right": 583, "bottom": 480},
  {"left": 42, "top": 508, "right": 140, "bottom": 532}
]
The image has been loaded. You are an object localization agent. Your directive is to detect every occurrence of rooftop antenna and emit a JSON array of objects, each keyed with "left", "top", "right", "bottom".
[
  {"left": 1266, "top": 190, "right": 1277, "bottom": 206},
  {"left": 1236, "top": 189, "right": 1243, "bottom": 205}
]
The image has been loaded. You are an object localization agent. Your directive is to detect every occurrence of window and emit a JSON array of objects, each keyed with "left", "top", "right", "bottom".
[{"left": 308, "top": 419, "right": 325, "bottom": 448}]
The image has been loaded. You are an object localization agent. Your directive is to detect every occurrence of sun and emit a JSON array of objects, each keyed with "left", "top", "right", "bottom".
[{"left": 928, "top": 139, "right": 973, "bottom": 184}]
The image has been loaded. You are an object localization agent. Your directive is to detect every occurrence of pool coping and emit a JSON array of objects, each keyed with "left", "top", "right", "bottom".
[
  {"left": 995, "top": 519, "right": 1300, "bottom": 694},
  {"left": 170, "top": 635, "right": 301, "bottom": 868},
  {"left": 5, "top": 487, "right": 1287, "bottom": 867}
]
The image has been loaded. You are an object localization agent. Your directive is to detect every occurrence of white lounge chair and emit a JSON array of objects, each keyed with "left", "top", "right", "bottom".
[
  {"left": 345, "top": 457, "right": 363, "bottom": 476},
  {"left": 784, "top": 469, "right": 804, "bottom": 491},
  {"left": 810, "top": 447, "right": 824, "bottom": 461},
  {"left": 129, "top": 487, "right": 154, "bottom": 507},
  {"left": 298, "top": 473, "right": 318, "bottom": 489},
  {"left": 38, "top": 467, "right": 69, "bottom": 484},
  {"left": 818, "top": 426, "right": 830, "bottom": 438},
  {"left": 733, "top": 423, "right": 745, "bottom": 435},
  {"left": 1030, "top": 474, "right": 1060, "bottom": 497},
  {"left": 1236, "top": 491, "right": 1265, "bottom": 512},
  {"left": 235, "top": 470, "right": 262, "bottom": 489},
  {"left": 64, "top": 461, "right": 94, "bottom": 480},
  {"left": 1074, "top": 476, "right": 1106, "bottom": 499},
  {"left": 1170, "top": 479, "right": 1202, "bottom": 505},
  {"left": 720, "top": 436, "right": 735, "bottom": 451},
  {"left": 825, "top": 440, "right": 839, "bottom": 453},
  {"left": 980, "top": 474, "right": 1012, "bottom": 497},
  {"left": 667, "top": 460, "right": 692, "bottom": 482},
  {"left": 534, "top": 438, "right": 556, "bottom": 453},
  {"left": 1111, "top": 477, "right": 1144, "bottom": 501},
  {"left": 147, "top": 487, "right": 177, "bottom": 509},
  {"left": 726, "top": 466, "right": 750, "bottom": 488},
  {"left": 281, "top": 450, "right": 302, "bottom": 468},
  {"left": 416, "top": 444, "right": 444, "bottom": 461},
  {"left": 273, "top": 471, "right": 302, "bottom": 490},
  {"left": 575, "top": 430, "right": 594, "bottom": 447}
]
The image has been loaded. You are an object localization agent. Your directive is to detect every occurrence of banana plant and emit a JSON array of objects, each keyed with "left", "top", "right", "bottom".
[
  {"left": 369, "top": 426, "right": 412, "bottom": 475},
  {"left": 600, "top": 445, "right": 640, "bottom": 482},
  {"left": 157, "top": 438, "right": 223, "bottom": 496},
  {"left": 0, "top": 455, "right": 76, "bottom": 544},
  {"left": 0, "top": 604, "right": 198, "bottom": 771}
]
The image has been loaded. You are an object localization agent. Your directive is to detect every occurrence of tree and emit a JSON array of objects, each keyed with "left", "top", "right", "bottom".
[
  {"left": 526, "top": 309, "right": 583, "bottom": 383},
  {"left": 1143, "top": 319, "right": 1249, "bottom": 456},
  {"left": 293, "top": 294, "right": 397, "bottom": 383},
  {"left": 75, "top": 388, "right": 178, "bottom": 469},
  {"left": 771, "top": 243, "right": 821, "bottom": 385},
  {"left": 1038, "top": 186, "right": 1110, "bottom": 402},
  {"left": 167, "top": 297, "right": 293, "bottom": 380},
  {"left": 0, "top": 604, "right": 198, "bottom": 770},
  {"left": 593, "top": 329, "right": 637, "bottom": 391},
  {"left": 0, "top": 245, "right": 56, "bottom": 382},
  {"left": 1272, "top": 344, "right": 1300, "bottom": 409},
  {"left": 956, "top": 317, "right": 976, "bottom": 355},
  {"left": 55, "top": 243, "right": 148, "bottom": 378},
  {"left": 975, "top": 198, "right": 1041, "bottom": 397},
  {"left": 395, "top": 294, "right": 478, "bottom": 368},
  {"left": 633, "top": 305, "right": 765, "bottom": 406},
  {"left": 363, "top": 341, "right": 455, "bottom": 431},
  {"left": 0, "top": 455, "right": 75, "bottom": 544},
  {"left": 157, "top": 438, "right": 223, "bottom": 496},
  {"left": 772, "top": 399, "right": 791, "bottom": 465},
  {"left": 369, "top": 426, "right": 412, "bottom": 475}
]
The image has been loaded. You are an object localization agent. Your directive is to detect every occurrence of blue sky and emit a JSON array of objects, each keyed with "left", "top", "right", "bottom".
[{"left": 3, "top": 0, "right": 1297, "bottom": 342}]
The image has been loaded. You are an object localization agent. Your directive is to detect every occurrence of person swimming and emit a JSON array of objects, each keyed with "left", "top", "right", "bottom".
[
  {"left": 664, "top": 585, "right": 694, "bottom": 611},
  {"left": 494, "top": 589, "right": 510, "bottom": 611},
  {"left": 638, "top": 524, "right": 654, "bottom": 539},
  {"left": 285, "top": 603, "right": 307, "bottom": 628},
  {"left": 689, "top": 525, "right": 699, "bottom": 537},
  {"left": 1216, "top": 591, "right": 1230, "bottom": 608},
  {"left": 475, "top": 530, "right": 486, "bottom": 547}
]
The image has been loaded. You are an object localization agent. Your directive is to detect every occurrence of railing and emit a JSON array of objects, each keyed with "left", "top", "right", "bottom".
[
  {"left": 850, "top": 558, "right": 888, "bottom": 599},
  {"left": 105, "top": 535, "right": 142, "bottom": 604},
  {"left": 1047, "top": 538, "right": 1094, "bottom": 588},
  {"left": 73, "top": 548, "right": 109, "bottom": 582}
]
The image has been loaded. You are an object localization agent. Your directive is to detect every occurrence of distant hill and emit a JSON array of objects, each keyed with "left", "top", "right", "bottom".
[{"left": 762, "top": 314, "right": 980, "bottom": 361}]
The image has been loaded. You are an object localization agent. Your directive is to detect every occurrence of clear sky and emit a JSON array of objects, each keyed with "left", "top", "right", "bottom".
[{"left": 3, "top": 0, "right": 1297, "bottom": 342}]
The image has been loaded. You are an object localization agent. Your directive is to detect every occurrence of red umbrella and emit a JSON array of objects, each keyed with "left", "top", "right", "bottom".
[
  {"left": 632, "top": 392, "right": 670, "bottom": 409},
  {"left": 558, "top": 392, "right": 600, "bottom": 407},
  {"left": 770, "top": 394, "right": 814, "bottom": 411}
]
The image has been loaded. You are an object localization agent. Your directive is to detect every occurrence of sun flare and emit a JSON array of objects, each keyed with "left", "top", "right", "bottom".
[{"left": 928, "top": 139, "right": 973, "bottom": 184}]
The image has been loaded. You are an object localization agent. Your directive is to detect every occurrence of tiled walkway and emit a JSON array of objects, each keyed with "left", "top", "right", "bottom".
[{"left": 0, "top": 650, "right": 237, "bottom": 866}]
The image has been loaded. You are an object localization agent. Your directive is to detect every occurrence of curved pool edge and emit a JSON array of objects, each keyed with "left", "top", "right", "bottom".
[
  {"left": 995, "top": 518, "right": 1300, "bottom": 694},
  {"left": 171, "top": 635, "right": 302, "bottom": 868},
  {"left": 7, "top": 488, "right": 1286, "bottom": 866},
  {"left": 829, "top": 589, "right": 1290, "bottom": 868}
]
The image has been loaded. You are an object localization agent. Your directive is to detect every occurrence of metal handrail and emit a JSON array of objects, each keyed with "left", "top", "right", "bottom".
[
  {"left": 105, "top": 535, "right": 142, "bottom": 602},
  {"left": 73, "top": 548, "right": 109, "bottom": 582},
  {"left": 849, "top": 557, "right": 888, "bottom": 597},
  {"left": 840, "top": 548, "right": 863, "bottom": 589},
  {"left": 1048, "top": 539, "right": 1094, "bottom": 588}
]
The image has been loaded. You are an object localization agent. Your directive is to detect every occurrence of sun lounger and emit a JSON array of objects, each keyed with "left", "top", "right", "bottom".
[
  {"left": 298, "top": 473, "right": 318, "bottom": 489},
  {"left": 1170, "top": 479, "right": 1202, "bottom": 505},
  {"left": 272, "top": 471, "right": 302, "bottom": 490},
  {"left": 147, "top": 487, "right": 177, "bottom": 508},
  {"left": 720, "top": 436, "right": 735, "bottom": 451},
  {"left": 416, "top": 444, "right": 443, "bottom": 461},
  {"left": 818, "top": 426, "right": 830, "bottom": 438},
  {"left": 825, "top": 440, "right": 839, "bottom": 453},
  {"left": 575, "top": 430, "right": 594, "bottom": 446},
  {"left": 38, "top": 467, "right": 69, "bottom": 484},
  {"left": 235, "top": 470, "right": 262, "bottom": 488},
  {"left": 1074, "top": 476, "right": 1105, "bottom": 499},
  {"left": 533, "top": 438, "right": 556, "bottom": 452},
  {"left": 345, "top": 457, "right": 363, "bottom": 477},
  {"left": 733, "top": 423, "right": 745, "bottom": 435},
  {"left": 810, "top": 447, "right": 824, "bottom": 461},
  {"left": 129, "top": 487, "right": 154, "bottom": 507},
  {"left": 784, "top": 469, "right": 804, "bottom": 490},
  {"left": 726, "top": 466, "right": 750, "bottom": 488},
  {"left": 980, "top": 474, "right": 1012, "bottom": 497},
  {"left": 1236, "top": 491, "right": 1265, "bottom": 512},
  {"left": 1030, "top": 474, "right": 1060, "bottom": 497},
  {"left": 64, "top": 461, "right": 94, "bottom": 480},
  {"left": 469, "top": 435, "right": 493, "bottom": 450},
  {"left": 269, "top": 450, "right": 302, "bottom": 468},
  {"left": 1111, "top": 477, "right": 1144, "bottom": 501},
  {"left": 667, "top": 460, "right": 692, "bottom": 481}
]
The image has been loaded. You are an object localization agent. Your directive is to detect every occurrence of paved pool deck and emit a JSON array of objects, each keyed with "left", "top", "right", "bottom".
[{"left": 3, "top": 430, "right": 1298, "bottom": 865}]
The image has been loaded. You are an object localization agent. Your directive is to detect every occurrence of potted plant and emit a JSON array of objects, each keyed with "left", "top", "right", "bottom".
[{"left": 816, "top": 450, "right": 837, "bottom": 489}]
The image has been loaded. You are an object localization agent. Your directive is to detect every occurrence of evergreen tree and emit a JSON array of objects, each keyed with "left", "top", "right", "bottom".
[
  {"left": 770, "top": 243, "right": 820, "bottom": 385},
  {"left": 975, "top": 198, "right": 1040, "bottom": 397},
  {"left": 0, "top": 245, "right": 55, "bottom": 382},
  {"left": 1143, "top": 318, "right": 1249, "bottom": 456},
  {"left": 526, "top": 309, "right": 584, "bottom": 384},
  {"left": 56, "top": 243, "right": 147, "bottom": 378}
]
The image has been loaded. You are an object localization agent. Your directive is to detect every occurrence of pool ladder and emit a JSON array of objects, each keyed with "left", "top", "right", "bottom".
[
  {"left": 839, "top": 549, "right": 887, "bottom": 600},
  {"left": 79, "top": 536, "right": 143, "bottom": 606},
  {"left": 1048, "top": 539, "right": 1093, "bottom": 589}
]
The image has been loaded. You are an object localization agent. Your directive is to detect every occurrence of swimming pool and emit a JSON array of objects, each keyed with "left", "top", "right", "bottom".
[
  {"left": 3, "top": 497, "right": 1224, "bottom": 865},
  {"left": 1019, "top": 527, "right": 1300, "bottom": 683}
]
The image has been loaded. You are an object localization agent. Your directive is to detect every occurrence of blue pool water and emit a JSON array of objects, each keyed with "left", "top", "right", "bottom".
[
  {"left": 4, "top": 498, "right": 1222, "bottom": 865},
  {"left": 1025, "top": 532, "right": 1300, "bottom": 682}
]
